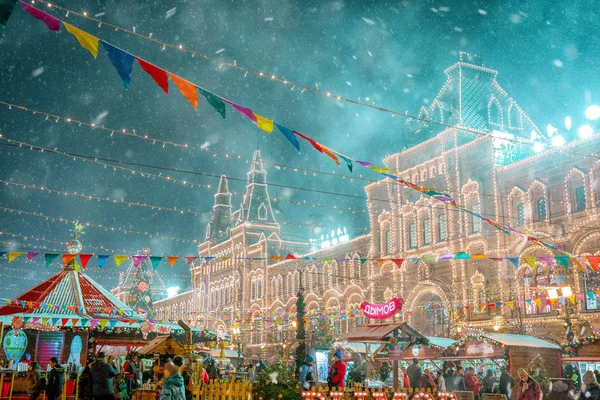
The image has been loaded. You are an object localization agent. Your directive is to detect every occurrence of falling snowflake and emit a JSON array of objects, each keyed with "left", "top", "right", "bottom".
[
  {"left": 478, "top": 9, "right": 487, "bottom": 15},
  {"left": 362, "top": 17, "right": 375, "bottom": 25}
]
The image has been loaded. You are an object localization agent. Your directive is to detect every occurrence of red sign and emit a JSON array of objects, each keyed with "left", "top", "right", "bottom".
[{"left": 360, "top": 298, "right": 403, "bottom": 319}]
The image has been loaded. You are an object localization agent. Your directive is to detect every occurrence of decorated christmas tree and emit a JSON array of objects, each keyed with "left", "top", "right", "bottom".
[
  {"left": 126, "top": 249, "right": 155, "bottom": 319},
  {"left": 313, "top": 317, "right": 335, "bottom": 348},
  {"left": 527, "top": 354, "right": 551, "bottom": 395}
]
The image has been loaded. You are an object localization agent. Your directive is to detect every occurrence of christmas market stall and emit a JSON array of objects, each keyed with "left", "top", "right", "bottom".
[
  {"left": 561, "top": 333, "right": 600, "bottom": 382},
  {"left": 442, "top": 332, "right": 562, "bottom": 379},
  {"left": 385, "top": 336, "right": 457, "bottom": 372},
  {"left": 341, "top": 321, "right": 430, "bottom": 388}
]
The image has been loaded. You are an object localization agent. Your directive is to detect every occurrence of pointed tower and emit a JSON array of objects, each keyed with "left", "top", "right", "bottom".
[
  {"left": 236, "top": 150, "right": 279, "bottom": 233},
  {"left": 206, "top": 175, "right": 233, "bottom": 242}
]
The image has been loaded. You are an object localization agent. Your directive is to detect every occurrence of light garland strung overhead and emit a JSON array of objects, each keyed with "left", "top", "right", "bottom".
[{"left": 0, "top": 2, "right": 593, "bottom": 272}]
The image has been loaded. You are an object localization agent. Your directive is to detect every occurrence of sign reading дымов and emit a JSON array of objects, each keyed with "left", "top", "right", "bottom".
[{"left": 360, "top": 298, "right": 403, "bottom": 319}]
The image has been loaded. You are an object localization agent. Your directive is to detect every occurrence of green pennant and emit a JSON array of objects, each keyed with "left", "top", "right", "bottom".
[
  {"left": 0, "top": 0, "right": 18, "bottom": 28},
  {"left": 337, "top": 154, "right": 353, "bottom": 173},
  {"left": 150, "top": 256, "right": 163, "bottom": 270},
  {"left": 45, "top": 253, "right": 60, "bottom": 267},
  {"left": 556, "top": 256, "right": 569, "bottom": 270},
  {"left": 198, "top": 88, "right": 226, "bottom": 119}
]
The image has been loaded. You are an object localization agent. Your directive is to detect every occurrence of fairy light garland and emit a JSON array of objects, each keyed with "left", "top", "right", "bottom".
[{"left": 562, "top": 334, "right": 598, "bottom": 356}]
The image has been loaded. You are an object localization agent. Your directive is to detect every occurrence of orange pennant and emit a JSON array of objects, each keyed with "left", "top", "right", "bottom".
[
  {"left": 62, "top": 254, "right": 76, "bottom": 266},
  {"left": 322, "top": 146, "right": 340, "bottom": 165},
  {"left": 588, "top": 256, "right": 600, "bottom": 272},
  {"left": 169, "top": 74, "right": 198, "bottom": 110},
  {"left": 167, "top": 256, "right": 179, "bottom": 267},
  {"left": 375, "top": 259, "right": 384, "bottom": 267}
]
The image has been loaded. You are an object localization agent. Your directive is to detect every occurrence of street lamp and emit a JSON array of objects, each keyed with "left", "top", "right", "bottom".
[{"left": 232, "top": 327, "right": 242, "bottom": 371}]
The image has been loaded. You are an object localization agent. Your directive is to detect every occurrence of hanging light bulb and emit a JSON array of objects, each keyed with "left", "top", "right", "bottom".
[
  {"left": 546, "top": 124, "right": 558, "bottom": 137},
  {"left": 585, "top": 105, "right": 600, "bottom": 120},
  {"left": 565, "top": 116, "right": 572, "bottom": 130},
  {"left": 578, "top": 124, "right": 594, "bottom": 139}
]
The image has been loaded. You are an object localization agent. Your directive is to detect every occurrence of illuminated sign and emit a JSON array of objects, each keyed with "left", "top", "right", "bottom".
[{"left": 360, "top": 298, "right": 403, "bottom": 319}]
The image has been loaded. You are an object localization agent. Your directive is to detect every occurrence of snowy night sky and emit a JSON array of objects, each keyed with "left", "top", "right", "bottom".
[{"left": 0, "top": 0, "right": 598, "bottom": 298}]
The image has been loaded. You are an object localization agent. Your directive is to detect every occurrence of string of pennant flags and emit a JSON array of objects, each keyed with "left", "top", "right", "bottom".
[
  {"left": 0, "top": 2, "right": 592, "bottom": 273},
  {"left": 4, "top": 250, "right": 600, "bottom": 272}
]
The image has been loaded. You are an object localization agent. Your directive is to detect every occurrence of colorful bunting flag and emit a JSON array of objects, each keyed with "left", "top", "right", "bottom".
[
  {"left": 198, "top": 88, "right": 226, "bottom": 119},
  {"left": 335, "top": 153, "right": 353, "bottom": 173},
  {"left": 392, "top": 259, "right": 403, "bottom": 268},
  {"left": 321, "top": 146, "right": 340, "bottom": 165},
  {"left": 97, "top": 255, "right": 109, "bottom": 268},
  {"left": 136, "top": 58, "right": 168, "bottom": 94},
  {"left": 27, "top": 252, "right": 39, "bottom": 260},
  {"left": 44, "top": 253, "right": 59, "bottom": 267},
  {"left": 375, "top": 259, "right": 384, "bottom": 267},
  {"left": 114, "top": 256, "right": 128, "bottom": 268},
  {"left": 8, "top": 252, "right": 23, "bottom": 263},
  {"left": 274, "top": 123, "right": 300, "bottom": 152},
  {"left": 78, "top": 254, "right": 94, "bottom": 270},
  {"left": 224, "top": 100, "right": 257, "bottom": 122},
  {"left": 169, "top": 73, "right": 198, "bottom": 110},
  {"left": 295, "top": 131, "right": 323, "bottom": 153},
  {"left": 556, "top": 256, "right": 569, "bottom": 270},
  {"left": 166, "top": 256, "right": 179, "bottom": 267},
  {"left": 150, "top": 256, "right": 163, "bottom": 270},
  {"left": 588, "top": 256, "right": 600, "bottom": 273},
  {"left": 102, "top": 42, "right": 134, "bottom": 89},
  {"left": 132, "top": 255, "right": 148, "bottom": 268},
  {"left": 524, "top": 257, "right": 537, "bottom": 269},
  {"left": 506, "top": 258, "right": 520, "bottom": 269},
  {"left": 62, "top": 254, "right": 75, "bottom": 266},
  {"left": 454, "top": 252, "right": 470, "bottom": 259},
  {"left": 252, "top": 113, "right": 274, "bottom": 133},
  {"left": 186, "top": 257, "right": 198, "bottom": 264},
  {"left": 62, "top": 22, "right": 99, "bottom": 58},
  {"left": 20, "top": 1, "right": 60, "bottom": 32}
]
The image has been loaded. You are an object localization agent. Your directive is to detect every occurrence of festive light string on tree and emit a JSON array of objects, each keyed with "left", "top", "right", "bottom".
[
  {"left": 19, "top": 0, "right": 600, "bottom": 161},
  {"left": 1, "top": 4, "right": 596, "bottom": 271}
]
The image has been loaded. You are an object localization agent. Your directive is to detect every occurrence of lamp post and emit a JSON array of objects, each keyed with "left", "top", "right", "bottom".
[{"left": 232, "top": 327, "right": 242, "bottom": 370}]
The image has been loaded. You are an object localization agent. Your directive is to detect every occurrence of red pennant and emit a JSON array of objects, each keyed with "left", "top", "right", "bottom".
[
  {"left": 294, "top": 131, "right": 323, "bottom": 153},
  {"left": 465, "top": 306, "right": 471, "bottom": 311},
  {"left": 78, "top": 254, "right": 94, "bottom": 270},
  {"left": 392, "top": 259, "right": 404, "bottom": 268},
  {"left": 61, "top": 318, "right": 70, "bottom": 326},
  {"left": 285, "top": 254, "right": 298, "bottom": 260},
  {"left": 588, "top": 256, "right": 600, "bottom": 272},
  {"left": 136, "top": 58, "right": 168, "bottom": 94},
  {"left": 185, "top": 257, "right": 198, "bottom": 264}
]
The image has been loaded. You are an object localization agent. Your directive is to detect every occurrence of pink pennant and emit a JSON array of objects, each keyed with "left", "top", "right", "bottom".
[
  {"left": 27, "top": 252, "right": 39, "bottom": 261},
  {"left": 223, "top": 100, "right": 257, "bottom": 122},
  {"left": 132, "top": 255, "right": 148, "bottom": 267}
]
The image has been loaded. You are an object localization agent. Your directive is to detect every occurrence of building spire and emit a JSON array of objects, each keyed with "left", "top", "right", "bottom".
[
  {"left": 237, "top": 150, "right": 278, "bottom": 229},
  {"left": 205, "top": 175, "right": 233, "bottom": 242}
]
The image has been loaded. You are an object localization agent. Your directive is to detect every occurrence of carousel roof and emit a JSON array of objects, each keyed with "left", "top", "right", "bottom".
[{"left": 0, "top": 266, "right": 143, "bottom": 321}]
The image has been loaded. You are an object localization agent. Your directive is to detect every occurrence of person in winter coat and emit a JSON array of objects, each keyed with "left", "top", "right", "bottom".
[
  {"left": 452, "top": 367, "right": 467, "bottom": 392},
  {"left": 401, "top": 367, "right": 411, "bottom": 390},
  {"left": 299, "top": 355, "right": 315, "bottom": 390},
  {"left": 548, "top": 379, "right": 570, "bottom": 400},
  {"left": 181, "top": 363, "right": 194, "bottom": 400},
  {"left": 327, "top": 350, "right": 347, "bottom": 389},
  {"left": 436, "top": 371, "right": 447, "bottom": 392},
  {"left": 420, "top": 369, "right": 437, "bottom": 390},
  {"left": 482, "top": 369, "right": 496, "bottom": 394},
  {"left": 517, "top": 368, "right": 542, "bottom": 400},
  {"left": 407, "top": 359, "right": 423, "bottom": 389},
  {"left": 78, "top": 357, "right": 95, "bottom": 400},
  {"left": 500, "top": 367, "right": 515, "bottom": 400},
  {"left": 123, "top": 354, "right": 137, "bottom": 395},
  {"left": 582, "top": 371, "right": 600, "bottom": 400},
  {"left": 160, "top": 358, "right": 185, "bottom": 400},
  {"left": 46, "top": 357, "right": 65, "bottom": 400},
  {"left": 91, "top": 352, "right": 120, "bottom": 400},
  {"left": 466, "top": 367, "right": 483, "bottom": 400},
  {"left": 26, "top": 362, "right": 42, "bottom": 400}
]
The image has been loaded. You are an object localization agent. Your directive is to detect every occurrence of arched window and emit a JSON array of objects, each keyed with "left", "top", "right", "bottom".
[
  {"left": 408, "top": 223, "right": 417, "bottom": 249},
  {"left": 567, "top": 172, "right": 586, "bottom": 212},
  {"left": 516, "top": 203, "right": 526, "bottom": 226},
  {"left": 422, "top": 217, "right": 431, "bottom": 245},
  {"left": 508, "top": 104, "right": 520, "bottom": 129},
  {"left": 385, "top": 231, "right": 393, "bottom": 255},
  {"left": 437, "top": 213, "right": 447, "bottom": 241},
  {"left": 536, "top": 198, "right": 547, "bottom": 221},
  {"left": 258, "top": 203, "right": 267, "bottom": 220},
  {"left": 488, "top": 97, "right": 502, "bottom": 126}
]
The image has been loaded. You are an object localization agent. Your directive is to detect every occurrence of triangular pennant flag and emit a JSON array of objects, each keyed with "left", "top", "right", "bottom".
[
  {"left": 44, "top": 253, "right": 59, "bottom": 267},
  {"left": 41, "top": 317, "right": 50, "bottom": 325},
  {"left": 538, "top": 256, "right": 554, "bottom": 267},
  {"left": 70, "top": 318, "right": 79, "bottom": 326},
  {"left": 169, "top": 74, "right": 198, "bottom": 110},
  {"left": 80, "top": 319, "right": 89, "bottom": 327},
  {"left": 524, "top": 257, "right": 537, "bottom": 269},
  {"left": 471, "top": 254, "right": 487, "bottom": 259},
  {"left": 533, "top": 298, "right": 541, "bottom": 308},
  {"left": 62, "top": 22, "right": 99, "bottom": 58},
  {"left": 359, "top": 258, "right": 368, "bottom": 264},
  {"left": 78, "top": 254, "right": 94, "bottom": 270},
  {"left": 454, "top": 252, "right": 470, "bottom": 259},
  {"left": 439, "top": 253, "right": 454, "bottom": 260},
  {"left": 132, "top": 255, "right": 148, "bottom": 268},
  {"left": 186, "top": 257, "right": 198, "bottom": 265},
  {"left": 588, "top": 256, "right": 600, "bottom": 273},
  {"left": 97, "top": 255, "right": 109, "bottom": 268},
  {"left": 166, "top": 256, "right": 179, "bottom": 267},
  {"left": 100, "top": 319, "right": 108, "bottom": 329},
  {"left": 27, "top": 252, "right": 39, "bottom": 261},
  {"left": 556, "top": 256, "right": 569, "bottom": 270},
  {"left": 506, "top": 257, "right": 520, "bottom": 269},
  {"left": 73, "top": 257, "right": 81, "bottom": 273},
  {"left": 61, "top": 318, "right": 70, "bottom": 327},
  {"left": 224, "top": 100, "right": 257, "bottom": 122},
  {"left": 22, "top": 317, "right": 30, "bottom": 324},
  {"left": 114, "top": 256, "right": 128, "bottom": 268},
  {"left": 62, "top": 254, "right": 76, "bottom": 266},
  {"left": 197, "top": 87, "right": 226, "bottom": 118},
  {"left": 51, "top": 318, "right": 59, "bottom": 326},
  {"left": 375, "top": 259, "right": 384, "bottom": 267},
  {"left": 252, "top": 113, "right": 274, "bottom": 133},
  {"left": 109, "top": 320, "right": 118, "bottom": 328},
  {"left": 20, "top": 1, "right": 60, "bottom": 32},
  {"left": 274, "top": 123, "right": 300, "bottom": 152},
  {"left": 102, "top": 41, "right": 134, "bottom": 89},
  {"left": 8, "top": 252, "right": 24, "bottom": 263},
  {"left": 150, "top": 256, "right": 163, "bottom": 270},
  {"left": 90, "top": 319, "right": 99, "bottom": 328},
  {"left": 285, "top": 254, "right": 298, "bottom": 260},
  {"left": 0, "top": 0, "right": 18, "bottom": 27},
  {"left": 295, "top": 131, "right": 323, "bottom": 153},
  {"left": 551, "top": 274, "right": 565, "bottom": 284},
  {"left": 392, "top": 259, "right": 403, "bottom": 268},
  {"left": 558, "top": 296, "right": 565, "bottom": 306},
  {"left": 336, "top": 153, "right": 354, "bottom": 173},
  {"left": 136, "top": 58, "right": 168, "bottom": 94},
  {"left": 587, "top": 291, "right": 596, "bottom": 299},
  {"left": 321, "top": 146, "right": 340, "bottom": 165}
]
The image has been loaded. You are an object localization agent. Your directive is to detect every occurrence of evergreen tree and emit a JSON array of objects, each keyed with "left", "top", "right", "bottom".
[
  {"left": 127, "top": 256, "right": 155, "bottom": 319},
  {"left": 313, "top": 317, "right": 335, "bottom": 348},
  {"left": 527, "top": 355, "right": 551, "bottom": 395},
  {"left": 294, "top": 288, "right": 307, "bottom": 376}
]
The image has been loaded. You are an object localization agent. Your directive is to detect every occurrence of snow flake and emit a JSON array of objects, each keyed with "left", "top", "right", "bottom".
[
  {"left": 92, "top": 111, "right": 109, "bottom": 126},
  {"left": 215, "top": 48, "right": 226, "bottom": 54},
  {"left": 367, "top": 50, "right": 372, "bottom": 57},
  {"left": 346, "top": 81, "right": 352, "bottom": 86},
  {"left": 166, "top": 7, "right": 177, "bottom": 19},
  {"left": 510, "top": 14, "right": 522, "bottom": 24},
  {"left": 478, "top": 9, "right": 487, "bottom": 15},
  {"left": 454, "top": 26, "right": 463, "bottom": 32},
  {"left": 94, "top": 12, "right": 105, "bottom": 18},
  {"left": 264, "top": 17, "right": 274, "bottom": 22},
  {"left": 31, "top": 67, "right": 45, "bottom": 78},
  {"left": 553, "top": 59, "right": 563, "bottom": 68},
  {"left": 362, "top": 17, "right": 376, "bottom": 25}
]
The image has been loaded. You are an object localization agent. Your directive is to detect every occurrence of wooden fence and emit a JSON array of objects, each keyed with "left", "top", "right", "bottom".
[{"left": 194, "top": 380, "right": 253, "bottom": 399}]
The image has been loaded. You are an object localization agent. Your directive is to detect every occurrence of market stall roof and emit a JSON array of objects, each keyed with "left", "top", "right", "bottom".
[
  {"left": 427, "top": 336, "right": 457, "bottom": 348},
  {"left": 0, "top": 265, "right": 144, "bottom": 322},
  {"left": 138, "top": 335, "right": 185, "bottom": 355},
  {"left": 342, "top": 322, "right": 426, "bottom": 343},
  {"left": 211, "top": 349, "right": 245, "bottom": 359},
  {"left": 485, "top": 333, "right": 560, "bottom": 349}
]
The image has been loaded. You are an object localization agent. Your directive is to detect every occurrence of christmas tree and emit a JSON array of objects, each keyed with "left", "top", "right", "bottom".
[
  {"left": 127, "top": 250, "right": 155, "bottom": 319},
  {"left": 527, "top": 355, "right": 551, "bottom": 395},
  {"left": 313, "top": 317, "right": 335, "bottom": 348},
  {"left": 294, "top": 288, "right": 307, "bottom": 376}
]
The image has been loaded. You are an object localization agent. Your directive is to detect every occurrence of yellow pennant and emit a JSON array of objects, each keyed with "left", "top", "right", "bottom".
[
  {"left": 375, "top": 259, "right": 385, "bottom": 267},
  {"left": 471, "top": 254, "right": 487, "bottom": 259},
  {"left": 41, "top": 317, "right": 50, "bottom": 325},
  {"left": 114, "top": 256, "right": 129, "bottom": 268},
  {"left": 100, "top": 319, "right": 108, "bottom": 329},
  {"left": 8, "top": 252, "right": 24, "bottom": 263},
  {"left": 533, "top": 298, "right": 542, "bottom": 308},
  {"left": 524, "top": 257, "right": 537, "bottom": 268},
  {"left": 504, "top": 301, "right": 514, "bottom": 309},
  {"left": 253, "top": 113, "right": 274, "bottom": 133},
  {"left": 62, "top": 22, "right": 99, "bottom": 58}
]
